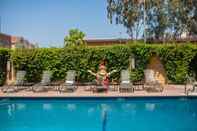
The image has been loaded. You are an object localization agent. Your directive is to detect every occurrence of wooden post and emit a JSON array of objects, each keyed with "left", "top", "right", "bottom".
[
  {"left": 5, "top": 60, "right": 10, "bottom": 85},
  {"left": 5, "top": 46, "right": 16, "bottom": 85},
  {"left": 129, "top": 55, "right": 135, "bottom": 70},
  {"left": 11, "top": 60, "right": 15, "bottom": 82},
  {"left": 5, "top": 60, "right": 15, "bottom": 85}
]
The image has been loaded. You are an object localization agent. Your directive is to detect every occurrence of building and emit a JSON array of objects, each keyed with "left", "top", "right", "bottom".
[
  {"left": 85, "top": 37, "right": 197, "bottom": 46},
  {"left": 84, "top": 38, "right": 132, "bottom": 46},
  {"left": 0, "top": 33, "right": 35, "bottom": 85},
  {"left": 0, "top": 33, "right": 12, "bottom": 48},
  {"left": 0, "top": 33, "right": 35, "bottom": 49}
]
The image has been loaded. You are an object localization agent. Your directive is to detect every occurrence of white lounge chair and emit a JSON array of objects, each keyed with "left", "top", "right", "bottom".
[
  {"left": 119, "top": 70, "right": 134, "bottom": 92},
  {"left": 59, "top": 70, "right": 77, "bottom": 92}
]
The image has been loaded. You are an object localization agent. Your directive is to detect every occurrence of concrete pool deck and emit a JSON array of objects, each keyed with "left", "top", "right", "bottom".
[{"left": 0, "top": 84, "right": 197, "bottom": 98}]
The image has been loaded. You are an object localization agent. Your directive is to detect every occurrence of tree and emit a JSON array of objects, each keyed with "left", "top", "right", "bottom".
[
  {"left": 64, "top": 29, "right": 86, "bottom": 46},
  {"left": 107, "top": 0, "right": 197, "bottom": 41},
  {"left": 107, "top": 0, "right": 143, "bottom": 39}
]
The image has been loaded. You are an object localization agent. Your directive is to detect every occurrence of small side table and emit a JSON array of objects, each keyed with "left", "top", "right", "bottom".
[
  {"left": 110, "top": 82, "right": 119, "bottom": 91},
  {"left": 83, "top": 82, "right": 95, "bottom": 91},
  {"left": 133, "top": 81, "right": 144, "bottom": 91}
]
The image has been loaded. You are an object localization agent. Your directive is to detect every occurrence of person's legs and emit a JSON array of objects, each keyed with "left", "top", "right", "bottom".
[{"left": 102, "top": 79, "right": 109, "bottom": 93}]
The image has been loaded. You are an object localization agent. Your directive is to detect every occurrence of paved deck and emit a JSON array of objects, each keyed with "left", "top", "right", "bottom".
[{"left": 0, "top": 84, "right": 196, "bottom": 98}]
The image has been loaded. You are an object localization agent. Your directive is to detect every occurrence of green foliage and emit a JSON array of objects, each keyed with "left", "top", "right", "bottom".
[
  {"left": 2, "top": 45, "right": 195, "bottom": 85},
  {"left": 190, "top": 54, "right": 197, "bottom": 80},
  {"left": 1, "top": 43, "right": 196, "bottom": 84},
  {"left": 153, "top": 44, "right": 197, "bottom": 83},
  {"left": 11, "top": 48, "right": 63, "bottom": 82},
  {"left": 107, "top": 0, "right": 197, "bottom": 39},
  {"left": 0, "top": 49, "right": 10, "bottom": 85},
  {"left": 64, "top": 29, "right": 86, "bottom": 47}
]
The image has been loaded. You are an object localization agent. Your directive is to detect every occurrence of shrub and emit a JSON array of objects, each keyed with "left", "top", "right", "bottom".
[
  {"left": 156, "top": 44, "right": 197, "bottom": 83},
  {"left": 0, "top": 48, "right": 10, "bottom": 85},
  {"left": 10, "top": 43, "right": 197, "bottom": 84}
]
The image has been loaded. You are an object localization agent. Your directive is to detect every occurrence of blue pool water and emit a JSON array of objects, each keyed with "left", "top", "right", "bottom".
[{"left": 0, "top": 97, "right": 197, "bottom": 131}]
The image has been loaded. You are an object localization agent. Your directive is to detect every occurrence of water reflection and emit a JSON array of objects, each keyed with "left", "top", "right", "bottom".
[
  {"left": 7, "top": 104, "right": 15, "bottom": 117},
  {"left": 122, "top": 103, "right": 136, "bottom": 110},
  {"left": 192, "top": 113, "right": 196, "bottom": 118},
  {"left": 66, "top": 104, "right": 76, "bottom": 111},
  {"left": 8, "top": 105, "right": 12, "bottom": 116},
  {"left": 116, "top": 98, "right": 126, "bottom": 102},
  {"left": 88, "top": 107, "right": 95, "bottom": 115},
  {"left": 43, "top": 103, "right": 52, "bottom": 110},
  {"left": 122, "top": 103, "right": 137, "bottom": 114},
  {"left": 101, "top": 104, "right": 108, "bottom": 131},
  {"left": 1, "top": 99, "right": 197, "bottom": 131},
  {"left": 16, "top": 103, "right": 26, "bottom": 110},
  {"left": 101, "top": 104, "right": 111, "bottom": 112},
  {"left": 0, "top": 98, "right": 10, "bottom": 103},
  {"left": 179, "top": 97, "right": 187, "bottom": 101},
  {"left": 145, "top": 103, "right": 156, "bottom": 111}
]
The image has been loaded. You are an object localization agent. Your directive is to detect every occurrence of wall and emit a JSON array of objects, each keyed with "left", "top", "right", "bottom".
[
  {"left": 0, "top": 33, "right": 12, "bottom": 48},
  {"left": 147, "top": 54, "right": 167, "bottom": 85}
]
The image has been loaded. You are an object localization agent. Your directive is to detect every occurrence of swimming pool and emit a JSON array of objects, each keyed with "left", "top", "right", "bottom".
[{"left": 0, "top": 97, "right": 197, "bottom": 131}]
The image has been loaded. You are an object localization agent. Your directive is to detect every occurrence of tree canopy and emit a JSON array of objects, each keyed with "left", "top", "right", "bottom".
[
  {"left": 107, "top": 0, "right": 197, "bottom": 40},
  {"left": 64, "top": 29, "right": 86, "bottom": 46}
]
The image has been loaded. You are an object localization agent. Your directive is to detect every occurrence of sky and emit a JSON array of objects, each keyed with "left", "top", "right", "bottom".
[{"left": 0, "top": 0, "right": 129, "bottom": 47}]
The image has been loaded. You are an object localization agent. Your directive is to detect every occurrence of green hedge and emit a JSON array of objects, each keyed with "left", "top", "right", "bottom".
[
  {"left": 10, "top": 44, "right": 197, "bottom": 84},
  {"left": 156, "top": 44, "right": 197, "bottom": 83},
  {"left": 0, "top": 49, "right": 10, "bottom": 85},
  {"left": 11, "top": 47, "right": 129, "bottom": 82}
]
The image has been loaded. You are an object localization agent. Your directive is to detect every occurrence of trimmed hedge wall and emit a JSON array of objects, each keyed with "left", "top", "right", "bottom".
[
  {"left": 10, "top": 44, "right": 197, "bottom": 84},
  {"left": 0, "top": 49, "right": 10, "bottom": 85}
]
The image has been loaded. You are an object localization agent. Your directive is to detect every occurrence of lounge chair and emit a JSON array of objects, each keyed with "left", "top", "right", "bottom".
[
  {"left": 144, "top": 69, "right": 163, "bottom": 92},
  {"left": 1, "top": 71, "right": 28, "bottom": 93},
  {"left": 58, "top": 70, "right": 77, "bottom": 92},
  {"left": 32, "top": 71, "right": 52, "bottom": 92},
  {"left": 191, "top": 82, "right": 197, "bottom": 92},
  {"left": 187, "top": 81, "right": 197, "bottom": 95},
  {"left": 119, "top": 70, "right": 134, "bottom": 92}
]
